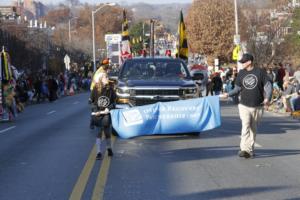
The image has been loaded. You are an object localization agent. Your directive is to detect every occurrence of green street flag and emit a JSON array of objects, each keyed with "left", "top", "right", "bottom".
[{"left": 178, "top": 10, "right": 188, "bottom": 60}]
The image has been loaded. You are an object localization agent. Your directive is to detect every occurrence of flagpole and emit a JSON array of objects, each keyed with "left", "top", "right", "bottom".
[
  {"left": 178, "top": 19, "right": 180, "bottom": 58},
  {"left": 142, "top": 22, "right": 145, "bottom": 49},
  {"left": 150, "top": 19, "right": 155, "bottom": 57}
]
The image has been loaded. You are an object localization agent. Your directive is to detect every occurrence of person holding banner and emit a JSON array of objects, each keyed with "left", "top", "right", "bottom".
[
  {"left": 89, "top": 58, "right": 109, "bottom": 129},
  {"left": 90, "top": 59, "right": 109, "bottom": 91},
  {"left": 220, "top": 53, "right": 272, "bottom": 159},
  {"left": 89, "top": 71, "right": 116, "bottom": 160}
]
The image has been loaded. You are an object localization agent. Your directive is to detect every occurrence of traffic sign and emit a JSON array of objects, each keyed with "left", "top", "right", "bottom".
[
  {"left": 234, "top": 34, "right": 240, "bottom": 45},
  {"left": 64, "top": 54, "right": 70, "bottom": 71},
  {"left": 232, "top": 45, "right": 240, "bottom": 61},
  {"left": 214, "top": 58, "right": 219, "bottom": 66}
]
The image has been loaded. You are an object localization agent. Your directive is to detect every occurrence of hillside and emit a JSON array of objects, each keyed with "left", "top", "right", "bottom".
[{"left": 125, "top": 3, "right": 191, "bottom": 33}]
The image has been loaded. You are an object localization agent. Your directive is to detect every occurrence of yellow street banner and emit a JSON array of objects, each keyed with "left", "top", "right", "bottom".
[{"left": 232, "top": 45, "right": 240, "bottom": 61}]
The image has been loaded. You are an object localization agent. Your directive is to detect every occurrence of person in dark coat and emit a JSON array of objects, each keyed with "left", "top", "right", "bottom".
[
  {"left": 212, "top": 72, "right": 223, "bottom": 95},
  {"left": 90, "top": 73, "right": 116, "bottom": 160}
]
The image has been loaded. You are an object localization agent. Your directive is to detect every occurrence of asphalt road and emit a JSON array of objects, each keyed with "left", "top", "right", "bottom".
[
  {"left": 1, "top": 94, "right": 300, "bottom": 200},
  {"left": 0, "top": 93, "right": 97, "bottom": 200},
  {"left": 105, "top": 101, "right": 300, "bottom": 200}
]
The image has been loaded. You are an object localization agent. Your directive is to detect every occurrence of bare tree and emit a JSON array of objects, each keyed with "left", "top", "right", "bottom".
[
  {"left": 186, "top": 0, "right": 240, "bottom": 64},
  {"left": 242, "top": 3, "right": 293, "bottom": 67}
]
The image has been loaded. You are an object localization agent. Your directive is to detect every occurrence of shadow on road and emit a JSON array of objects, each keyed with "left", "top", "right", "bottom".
[
  {"left": 159, "top": 146, "right": 300, "bottom": 161},
  {"left": 258, "top": 117, "right": 300, "bottom": 135},
  {"left": 218, "top": 114, "right": 300, "bottom": 136},
  {"left": 254, "top": 149, "right": 300, "bottom": 158},
  {"left": 220, "top": 101, "right": 300, "bottom": 134},
  {"left": 172, "top": 186, "right": 287, "bottom": 200}
]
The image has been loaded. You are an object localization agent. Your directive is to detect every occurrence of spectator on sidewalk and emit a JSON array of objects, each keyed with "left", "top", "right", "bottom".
[
  {"left": 293, "top": 65, "right": 300, "bottom": 84},
  {"left": 266, "top": 67, "right": 276, "bottom": 84},
  {"left": 282, "top": 77, "right": 299, "bottom": 113},
  {"left": 212, "top": 72, "right": 223, "bottom": 95},
  {"left": 277, "top": 63, "right": 285, "bottom": 91},
  {"left": 48, "top": 75, "right": 58, "bottom": 102},
  {"left": 290, "top": 80, "right": 300, "bottom": 113}
]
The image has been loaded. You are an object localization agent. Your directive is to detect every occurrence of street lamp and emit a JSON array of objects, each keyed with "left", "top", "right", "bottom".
[{"left": 92, "top": 2, "right": 116, "bottom": 72}]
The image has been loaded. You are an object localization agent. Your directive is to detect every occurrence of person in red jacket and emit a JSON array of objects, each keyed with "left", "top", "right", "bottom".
[
  {"left": 165, "top": 49, "right": 172, "bottom": 57},
  {"left": 277, "top": 63, "right": 286, "bottom": 91}
]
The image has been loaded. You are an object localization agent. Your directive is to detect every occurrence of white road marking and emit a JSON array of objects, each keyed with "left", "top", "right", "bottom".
[
  {"left": 0, "top": 126, "right": 16, "bottom": 134},
  {"left": 73, "top": 101, "right": 79, "bottom": 105},
  {"left": 159, "top": 152, "right": 174, "bottom": 155},
  {"left": 47, "top": 110, "right": 56, "bottom": 115},
  {"left": 254, "top": 143, "right": 262, "bottom": 148}
]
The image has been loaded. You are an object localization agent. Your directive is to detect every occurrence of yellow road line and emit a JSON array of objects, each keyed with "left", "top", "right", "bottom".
[
  {"left": 69, "top": 145, "right": 97, "bottom": 200},
  {"left": 92, "top": 136, "right": 116, "bottom": 200}
]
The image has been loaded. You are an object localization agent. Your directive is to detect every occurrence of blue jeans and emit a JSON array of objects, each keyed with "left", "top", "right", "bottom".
[
  {"left": 214, "top": 90, "right": 221, "bottom": 95},
  {"left": 289, "top": 96, "right": 300, "bottom": 112}
]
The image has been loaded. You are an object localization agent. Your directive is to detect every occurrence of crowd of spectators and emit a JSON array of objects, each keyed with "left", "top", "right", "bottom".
[
  {"left": 192, "top": 60, "right": 300, "bottom": 118},
  {"left": 2, "top": 69, "right": 92, "bottom": 121},
  {"left": 207, "top": 63, "right": 300, "bottom": 116},
  {"left": 266, "top": 63, "right": 300, "bottom": 115}
]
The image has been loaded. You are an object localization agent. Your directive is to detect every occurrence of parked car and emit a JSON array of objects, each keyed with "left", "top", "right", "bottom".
[{"left": 115, "top": 57, "right": 198, "bottom": 108}]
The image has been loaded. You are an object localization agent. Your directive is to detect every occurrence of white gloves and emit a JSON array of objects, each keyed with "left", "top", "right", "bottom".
[{"left": 91, "top": 108, "right": 110, "bottom": 116}]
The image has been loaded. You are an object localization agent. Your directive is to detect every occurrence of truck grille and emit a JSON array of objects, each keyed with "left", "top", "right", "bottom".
[
  {"left": 135, "top": 89, "right": 183, "bottom": 96},
  {"left": 130, "top": 99, "right": 178, "bottom": 106}
]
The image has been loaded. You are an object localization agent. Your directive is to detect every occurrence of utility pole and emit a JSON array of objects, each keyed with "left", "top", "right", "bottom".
[
  {"left": 142, "top": 22, "right": 145, "bottom": 49},
  {"left": 92, "top": 3, "right": 116, "bottom": 72},
  {"left": 68, "top": 19, "right": 71, "bottom": 42},
  {"left": 150, "top": 19, "right": 155, "bottom": 57},
  {"left": 234, "top": 0, "right": 242, "bottom": 71},
  {"left": 234, "top": 0, "right": 239, "bottom": 36}
]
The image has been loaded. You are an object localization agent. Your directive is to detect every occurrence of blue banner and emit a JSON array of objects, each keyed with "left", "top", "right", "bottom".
[{"left": 111, "top": 96, "right": 221, "bottom": 139}]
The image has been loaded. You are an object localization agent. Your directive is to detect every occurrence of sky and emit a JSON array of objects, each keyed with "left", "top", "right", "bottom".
[{"left": 1, "top": 0, "right": 192, "bottom": 6}]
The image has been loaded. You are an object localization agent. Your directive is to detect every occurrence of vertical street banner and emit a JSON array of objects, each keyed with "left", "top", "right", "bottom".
[
  {"left": 121, "top": 9, "right": 132, "bottom": 61},
  {"left": 111, "top": 96, "right": 221, "bottom": 139},
  {"left": 0, "top": 50, "right": 14, "bottom": 120},
  {"left": 0, "top": 51, "right": 2, "bottom": 107},
  {"left": 1, "top": 50, "right": 13, "bottom": 107},
  {"left": 178, "top": 10, "right": 188, "bottom": 60},
  {"left": 1, "top": 51, "right": 13, "bottom": 81},
  {"left": 232, "top": 45, "right": 240, "bottom": 61}
]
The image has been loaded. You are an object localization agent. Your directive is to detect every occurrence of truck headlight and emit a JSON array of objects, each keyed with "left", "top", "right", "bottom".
[
  {"left": 184, "top": 88, "right": 197, "bottom": 94},
  {"left": 116, "top": 87, "right": 130, "bottom": 97},
  {"left": 116, "top": 87, "right": 130, "bottom": 94}
]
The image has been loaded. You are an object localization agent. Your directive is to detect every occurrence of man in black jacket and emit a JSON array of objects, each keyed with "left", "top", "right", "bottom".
[{"left": 220, "top": 53, "right": 272, "bottom": 159}]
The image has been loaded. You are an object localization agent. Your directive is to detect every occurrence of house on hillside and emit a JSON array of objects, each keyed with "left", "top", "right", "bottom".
[{"left": 292, "top": 0, "right": 300, "bottom": 8}]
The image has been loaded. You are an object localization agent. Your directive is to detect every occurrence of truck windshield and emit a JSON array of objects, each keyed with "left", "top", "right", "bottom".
[{"left": 120, "top": 61, "right": 190, "bottom": 80}]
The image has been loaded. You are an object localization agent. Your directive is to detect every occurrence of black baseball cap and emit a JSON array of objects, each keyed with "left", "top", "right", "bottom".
[{"left": 239, "top": 53, "right": 254, "bottom": 64}]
